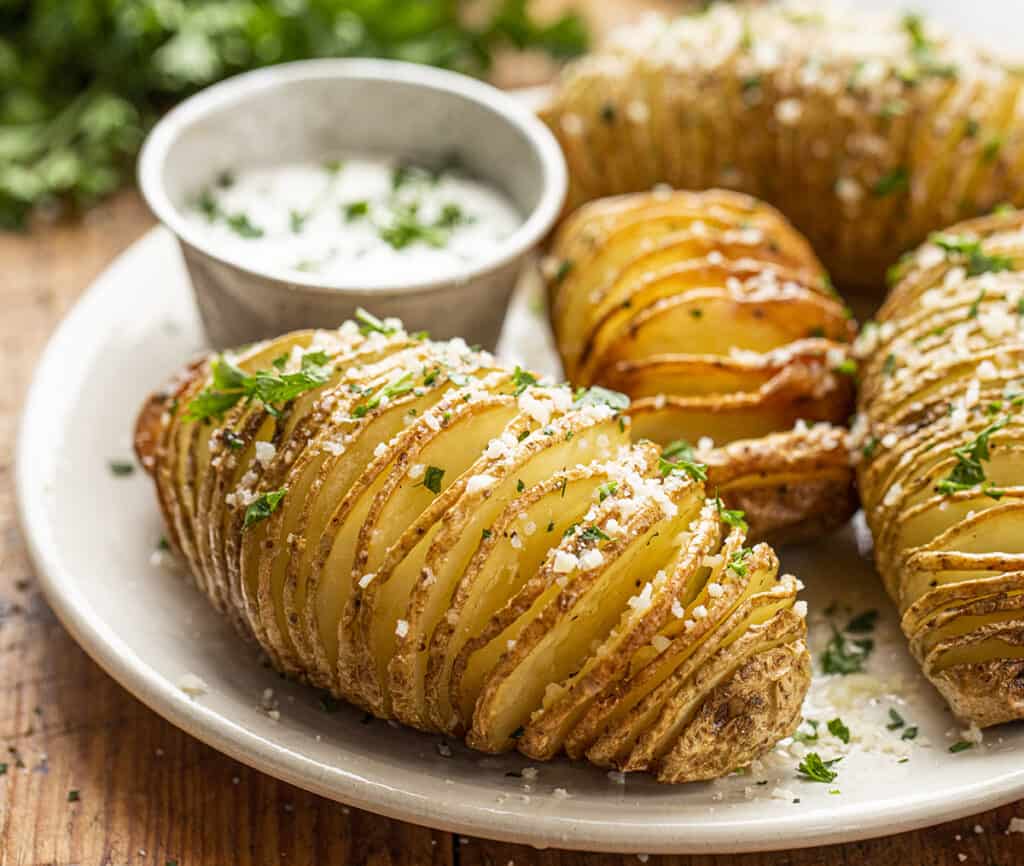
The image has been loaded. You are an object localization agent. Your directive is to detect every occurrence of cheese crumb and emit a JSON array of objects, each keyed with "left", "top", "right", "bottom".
[
  {"left": 395, "top": 619, "right": 409, "bottom": 638},
  {"left": 177, "top": 673, "right": 209, "bottom": 697}
]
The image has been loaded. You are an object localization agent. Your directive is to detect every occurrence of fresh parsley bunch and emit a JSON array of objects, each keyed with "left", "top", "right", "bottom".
[{"left": 0, "top": 0, "right": 588, "bottom": 230}]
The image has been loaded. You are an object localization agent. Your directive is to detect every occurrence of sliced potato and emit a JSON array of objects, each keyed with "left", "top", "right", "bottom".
[
  {"left": 545, "top": 188, "right": 856, "bottom": 545},
  {"left": 857, "top": 211, "right": 1024, "bottom": 727},
  {"left": 136, "top": 317, "right": 811, "bottom": 782},
  {"left": 540, "top": 2, "right": 1024, "bottom": 289}
]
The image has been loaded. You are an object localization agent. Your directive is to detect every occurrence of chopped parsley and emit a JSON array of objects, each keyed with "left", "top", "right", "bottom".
[
  {"left": 862, "top": 436, "right": 880, "bottom": 459},
  {"left": 579, "top": 525, "right": 611, "bottom": 544},
  {"left": 597, "top": 481, "right": 619, "bottom": 501},
  {"left": 67, "top": 789, "right": 80, "bottom": 802},
  {"left": 827, "top": 718, "right": 850, "bottom": 744},
  {"left": 797, "top": 753, "right": 840, "bottom": 783},
  {"left": 929, "top": 232, "right": 1014, "bottom": 277},
  {"left": 727, "top": 547, "right": 752, "bottom": 576},
  {"left": 108, "top": 459, "right": 134, "bottom": 476},
  {"left": 935, "top": 417, "right": 1008, "bottom": 496},
  {"left": 873, "top": 167, "right": 909, "bottom": 198},
  {"left": 344, "top": 200, "right": 369, "bottom": 221},
  {"left": 715, "top": 496, "right": 748, "bottom": 532},
  {"left": 882, "top": 353, "right": 897, "bottom": 377},
  {"left": 887, "top": 708, "right": 906, "bottom": 730},
  {"left": 511, "top": 366, "right": 539, "bottom": 396},
  {"left": 659, "top": 439, "right": 708, "bottom": 481},
  {"left": 902, "top": 726, "right": 918, "bottom": 741},
  {"left": 821, "top": 626, "right": 873, "bottom": 675},
  {"left": 481, "top": 528, "right": 492, "bottom": 540},
  {"left": 243, "top": 488, "right": 287, "bottom": 529},
  {"left": 222, "top": 434, "right": 245, "bottom": 454},
  {"left": 225, "top": 212, "right": 264, "bottom": 238},
  {"left": 187, "top": 351, "right": 332, "bottom": 422},
  {"left": 419, "top": 466, "right": 445, "bottom": 495},
  {"left": 553, "top": 259, "right": 574, "bottom": 284},
  {"left": 834, "top": 358, "right": 858, "bottom": 377},
  {"left": 352, "top": 371, "right": 417, "bottom": 418},
  {"left": 355, "top": 307, "right": 397, "bottom": 336},
  {"left": 573, "top": 385, "right": 630, "bottom": 411},
  {"left": 949, "top": 740, "right": 973, "bottom": 753}
]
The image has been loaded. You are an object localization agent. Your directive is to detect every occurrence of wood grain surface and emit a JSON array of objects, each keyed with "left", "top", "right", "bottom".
[{"left": 3, "top": 3, "right": 1024, "bottom": 862}]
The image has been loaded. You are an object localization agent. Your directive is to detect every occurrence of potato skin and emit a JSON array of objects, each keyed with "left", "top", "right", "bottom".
[
  {"left": 136, "top": 318, "right": 811, "bottom": 782},
  {"left": 855, "top": 209, "right": 1024, "bottom": 727},
  {"left": 545, "top": 188, "right": 857, "bottom": 544},
  {"left": 541, "top": 2, "right": 1024, "bottom": 291}
]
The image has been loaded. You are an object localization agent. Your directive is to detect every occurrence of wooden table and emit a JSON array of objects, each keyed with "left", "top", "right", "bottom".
[{"left": 4, "top": 6, "right": 1024, "bottom": 863}]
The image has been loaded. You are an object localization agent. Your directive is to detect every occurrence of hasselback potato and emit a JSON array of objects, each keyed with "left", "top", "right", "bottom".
[
  {"left": 540, "top": 1, "right": 1024, "bottom": 290},
  {"left": 855, "top": 209, "right": 1024, "bottom": 727},
  {"left": 134, "top": 316, "right": 811, "bottom": 782},
  {"left": 545, "top": 188, "right": 857, "bottom": 543}
]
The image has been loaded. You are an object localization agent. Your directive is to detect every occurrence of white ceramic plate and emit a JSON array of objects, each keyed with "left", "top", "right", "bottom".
[{"left": 17, "top": 226, "right": 1024, "bottom": 854}]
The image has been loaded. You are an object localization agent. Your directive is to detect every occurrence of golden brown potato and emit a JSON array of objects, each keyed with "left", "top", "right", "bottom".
[
  {"left": 135, "top": 314, "right": 811, "bottom": 782},
  {"left": 855, "top": 208, "right": 1024, "bottom": 726},
  {"left": 545, "top": 188, "right": 857, "bottom": 543},
  {"left": 540, "top": 2, "right": 1024, "bottom": 291}
]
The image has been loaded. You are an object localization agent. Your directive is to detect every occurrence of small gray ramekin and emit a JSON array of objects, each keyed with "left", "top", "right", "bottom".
[{"left": 138, "top": 59, "right": 566, "bottom": 349}]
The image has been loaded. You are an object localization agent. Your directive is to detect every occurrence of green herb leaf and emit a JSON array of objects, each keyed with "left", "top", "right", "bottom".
[
  {"left": 108, "top": 459, "right": 134, "bottom": 476},
  {"left": 949, "top": 740, "right": 973, "bottom": 753},
  {"left": 355, "top": 307, "right": 397, "bottom": 336},
  {"left": 573, "top": 385, "right": 630, "bottom": 411},
  {"left": 887, "top": 708, "right": 905, "bottom": 730},
  {"left": 902, "top": 726, "right": 918, "bottom": 741},
  {"left": 420, "top": 465, "right": 444, "bottom": 495},
  {"left": 845, "top": 609, "right": 878, "bottom": 633},
  {"left": 243, "top": 488, "right": 287, "bottom": 529},
  {"left": 821, "top": 626, "right": 873, "bottom": 675},
  {"left": 345, "top": 200, "right": 369, "bottom": 221},
  {"left": 597, "top": 481, "right": 619, "bottom": 502},
  {"left": 715, "top": 496, "right": 748, "bottom": 532},
  {"left": 797, "top": 753, "right": 840, "bottom": 783},
  {"left": 873, "top": 167, "right": 909, "bottom": 197},
  {"left": 511, "top": 366, "right": 539, "bottom": 396},
  {"left": 827, "top": 718, "right": 851, "bottom": 744},
  {"left": 727, "top": 547, "right": 752, "bottom": 576},
  {"left": 579, "top": 525, "right": 611, "bottom": 544}
]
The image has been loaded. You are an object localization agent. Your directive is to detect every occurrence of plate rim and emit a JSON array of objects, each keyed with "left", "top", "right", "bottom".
[{"left": 15, "top": 226, "right": 1024, "bottom": 854}]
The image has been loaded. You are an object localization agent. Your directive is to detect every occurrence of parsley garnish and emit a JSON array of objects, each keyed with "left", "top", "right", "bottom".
[
  {"left": 727, "top": 547, "right": 752, "bottom": 576},
  {"left": 827, "top": 718, "right": 850, "bottom": 744},
  {"left": 659, "top": 439, "right": 708, "bottom": 481},
  {"left": 930, "top": 232, "right": 1014, "bottom": 277},
  {"left": 67, "top": 789, "right": 80, "bottom": 802},
  {"left": 887, "top": 708, "right": 906, "bottom": 730},
  {"left": 573, "top": 385, "right": 630, "bottom": 411},
  {"left": 715, "top": 496, "right": 748, "bottom": 532},
  {"left": 834, "top": 358, "right": 858, "bottom": 377},
  {"left": 902, "top": 726, "right": 918, "bottom": 741},
  {"left": 821, "top": 626, "right": 873, "bottom": 675},
  {"left": 187, "top": 351, "right": 332, "bottom": 422},
  {"left": 511, "top": 366, "right": 539, "bottom": 396},
  {"left": 243, "top": 488, "right": 287, "bottom": 529},
  {"left": 935, "top": 417, "right": 1008, "bottom": 496},
  {"left": 949, "top": 740, "right": 973, "bottom": 753},
  {"left": 108, "top": 459, "right": 134, "bottom": 476},
  {"left": 225, "top": 212, "right": 264, "bottom": 238},
  {"left": 873, "top": 167, "right": 909, "bottom": 197},
  {"left": 882, "top": 353, "right": 897, "bottom": 377},
  {"left": 352, "top": 371, "right": 417, "bottom": 418},
  {"left": 862, "top": 436, "right": 880, "bottom": 459},
  {"left": 797, "top": 753, "right": 840, "bottom": 783},
  {"left": 355, "top": 307, "right": 397, "bottom": 336},
  {"left": 345, "top": 200, "right": 369, "bottom": 221},
  {"left": 553, "top": 260, "right": 574, "bottom": 284},
  {"left": 417, "top": 466, "right": 444, "bottom": 494},
  {"left": 579, "top": 525, "right": 610, "bottom": 544},
  {"left": 597, "top": 481, "right": 618, "bottom": 501}
]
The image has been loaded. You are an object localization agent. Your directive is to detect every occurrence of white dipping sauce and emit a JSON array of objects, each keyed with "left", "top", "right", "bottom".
[{"left": 185, "top": 155, "right": 523, "bottom": 285}]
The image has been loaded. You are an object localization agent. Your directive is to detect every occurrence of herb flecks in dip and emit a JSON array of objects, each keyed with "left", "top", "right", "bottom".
[{"left": 187, "top": 156, "right": 522, "bottom": 285}]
